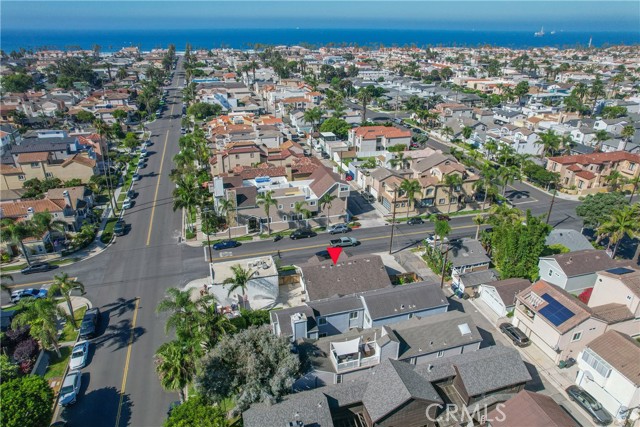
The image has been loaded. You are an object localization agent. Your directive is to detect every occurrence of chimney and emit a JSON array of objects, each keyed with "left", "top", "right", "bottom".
[
  {"left": 63, "top": 190, "right": 72, "bottom": 208},
  {"left": 285, "top": 163, "right": 292, "bottom": 181}
]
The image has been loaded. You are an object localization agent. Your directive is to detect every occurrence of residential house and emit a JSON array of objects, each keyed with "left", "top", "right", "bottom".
[
  {"left": 478, "top": 278, "right": 533, "bottom": 318},
  {"left": 575, "top": 331, "right": 640, "bottom": 421},
  {"left": 243, "top": 345, "right": 532, "bottom": 427},
  {"left": 452, "top": 268, "right": 499, "bottom": 296},
  {"left": 538, "top": 249, "right": 632, "bottom": 293},
  {"left": 594, "top": 118, "right": 627, "bottom": 135},
  {"left": 547, "top": 151, "right": 640, "bottom": 195},
  {"left": 348, "top": 126, "right": 412, "bottom": 155},
  {"left": 448, "top": 238, "right": 491, "bottom": 279},
  {"left": 487, "top": 390, "right": 580, "bottom": 427},
  {"left": 44, "top": 185, "right": 94, "bottom": 230},
  {"left": 295, "top": 311, "right": 482, "bottom": 388},
  {"left": 545, "top": 229, "right": 594, "bottom": 252}
]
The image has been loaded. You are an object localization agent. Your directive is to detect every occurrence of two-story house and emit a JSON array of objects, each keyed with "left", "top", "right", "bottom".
[{"left": 348, "top": 126, "right": 411, "bottom": 154}]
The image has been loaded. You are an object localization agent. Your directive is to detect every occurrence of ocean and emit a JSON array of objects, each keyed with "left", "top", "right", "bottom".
[{"left": 2, "top": 28, "right": 638, "bottom": 53}]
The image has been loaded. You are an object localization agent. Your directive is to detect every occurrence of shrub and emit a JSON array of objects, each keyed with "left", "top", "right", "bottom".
[
  {"left": 18, "top": 359, "right": 34, "bottom": 375},
  {"left": 4, "top": 327, "right": 30, "bottom": 349},
  {"left": 229, "top": 316, "right": 247, "bottom": 330},
  {"left": 13, "top": 338, "right": 39, "bottom": 363},
  {"left": 578, "top": 288, "right": 593, "bottom": 305},
  {"left": 100, "top": 231, "right": 113, "bottom": 244},
  {"left": 185, "top": 229, "right": 196, "bottom": 240}
]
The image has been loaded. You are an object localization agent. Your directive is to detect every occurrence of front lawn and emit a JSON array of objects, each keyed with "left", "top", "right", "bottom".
[
  {"left": 43, "top": 346, "right": 72, "bottom": 380},
  {"left": 101, "top": 218, "right": 119, "bottom": 243},
  {"left": 59, "top": 306, "right": 87, "bottom": 343}
]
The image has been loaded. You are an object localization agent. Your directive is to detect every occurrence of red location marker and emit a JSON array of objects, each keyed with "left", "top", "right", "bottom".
[{"left": 327, "top": 247, "right": 343, "bottom": 265}]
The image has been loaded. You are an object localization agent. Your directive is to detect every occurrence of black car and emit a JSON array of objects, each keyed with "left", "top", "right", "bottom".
[
  {"left": 127, "top": 190, "right": 137, "bottom": 199},
  {"left": 435, "top": 214, "right": 451, "bottom": 221},
  {"left": 566, "top": 385, "right": 613, "bottom": 425},
  {"left": 407, "top": 217, "right": 424, "bottom": 225},
  {"left": 79, "top": 307, "right": 100, "bottom": 339},
  {"left": 290, "top": 229, "right": 318, "bottom": 240},
  {"left": 499, "top": 323, "right": 530, "bottom": 347},
  {"left": 21, "top": 262, "right": 54, "bottom": 275},
  {"left": 113, "top": 220, "right": 127, "bottom": 236}
]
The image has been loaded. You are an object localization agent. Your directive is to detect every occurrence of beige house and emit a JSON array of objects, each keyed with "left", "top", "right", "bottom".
[
  {"left": 1, "top": 153, "right": 96, "bottom": 191},
  {"left": 547, "top": 152, "right": 640, "bottom": 195}
]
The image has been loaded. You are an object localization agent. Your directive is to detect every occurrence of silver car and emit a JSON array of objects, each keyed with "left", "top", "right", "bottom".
[
  {"left": 59, "top": 370, "right": 82, "bottom": 406},
  {"left": 69, "top": 341, "right": 89, "bottom": 370},
  {"left": 327, "top": 224, "right": 352, "bottom": 235}
]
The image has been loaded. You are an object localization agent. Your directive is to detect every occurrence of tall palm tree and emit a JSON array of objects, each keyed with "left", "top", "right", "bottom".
[
  {"left": 223, "top": 264, "right": 256, "bottom": 309},
  {"left": 604, "top": 170, "right": 624, "bottom": 192},
  {"left": 172, "top": 174, "right": 202, "bottom": 232},
  {"left": 627, "top": 176, "right": 640, "bottom": 205},
  {"left": 389, "top": 152, "right": 413, "bottom": 169},
  {"left": 156, "top": 287, "right": 205, "bottom": 341},
  {"left": 473, "top": 215, "right": 486, "bottom": 240},
  {"left": 256, "top": 190, "right": 277, "bottom": 235},
  {"left": 13, "top": 298, "right": 67, "bottom": 357},
  {"left": 155, "top": 339, "right": 199, "bottom": 403},
  {"left": 217, "top": 198, "right": 235, "bottom": 239},
  {"left": 593, "top": 130, "right": 609, "bottom": 152},
  {"left": 356, "top": 86, "right": 374, "bottom": 124},
  {"left": 50, "top": 273, "right": 85, "bottom": 328},
  {"left": 303, "top": 107, "right": 324, "bottom": 133},
  {"left": 93, "top": 119, "right": 117, "bottom": 214},
  {"left": 31, "top": 211, "right": 67, "bottom": 243},
  {"left": 293, "top": 201, "right": 311, "bottom": 229},
  {"left": 538, "top": 130, "right": 560, "bottom": 158},
  {"left": 499, "top": 166, "right": 519, "bottom": 196},
  {"left": 443, "top": 174, "right": 464, "bottom": 214},
  {"left": 484, "top": 140, "right": 498, "bottom": 160},
  {"left": 319, "top": 193, "right": 337, "bottom": 226},
  {"left": 475, "top": 164, "right": 498, "bottom": 210},
  {"left": 197, "top": 301, "right": 235, "bottom": 351},
  {"left": 441, "top": 126, "right": 454, "bottom": 141},
  {"left": 598, "top": 205, "right": 639, "bottom": 259},
  {"left": 399, "top": 179, "right": 422, "bottom": 219},
  {"left": 0, "top": 219, "right": 34, "bottom": 266}
]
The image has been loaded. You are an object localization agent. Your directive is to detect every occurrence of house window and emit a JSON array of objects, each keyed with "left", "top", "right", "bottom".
[
  {"left": 364, "top": 313, "right": 371, "bottom": 325},
  {"left": 629, "top": 163, "right": 636, "bottom": 171},
  {"left": 577, "top": 180, "right": 584, "bottom": 189},
  {"left": 437, "top": 351, "right": 444, "bottom": 358},
  {"left": 309, "top": 201, "right": 316, "bottom": 206},
  {"left": 235, "top": 154, "right": 239, "bottom": 159},
  {"left": 290, "top": 203, "right": 295, "bottom": 208},
  {"left": 438, "top": 198, "right": 445, "bottom": 204},
  {"left": 319, "top": 333, "right": 327, "bottom": 338},
  {"left": 278, "top": 204, "right": 283, "bottom": 209},
  {"left": 282, "top": 215, "right": 287, "bottom": 221},
  {"left": 18, "top": 174, "right": 26, "bottom": 181},
  {"left": 336, "top": 374, "right": 343, "bottom": 384},
  {"left": 318, "top": 317, "right": 327, "bottom": 326},
  {"left": 349, "top": 312, "right": 358, "bottom": 320},
  {"left": 30, "top": 162, "right": 39, "bottom": 168},
  {"left": 552, "top": 163, "right": 557, "bottom": 171},
  {"left": 571, "top": 331, "right": 582, "bottom": 342},
  {"left": 250, "top": 153, "right": 254, "bottom": 158},
  {"left": 45, "top": 172, "right": 53, "bottom": 178}
]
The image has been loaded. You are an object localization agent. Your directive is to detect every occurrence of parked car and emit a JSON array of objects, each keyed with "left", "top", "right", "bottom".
[
  {"left": 361, "top": 192, "right": 376, "bottom": 203},
  {"left": 327, "top": 224, "right": 352, "bottom": 235},
  {"left": 425, "top": 234, "right": 449, "bottom": 247},
  {"left": 122, "top": 198, "right": 133, "bottom": 210},
  {"left": 137, "top": 160, "right": 146, "bottom": 169},
  {"left": 59, "top": 370, "right": 82, "bottom": 406},
  {"left": 127, "top": 190, "right": 137, "bottom": 199},
  {"left": 435, "top": 214, "right": 451, "bottom": 221},
  {"left": 315, "top": 250, "right": 332, "bottom": 260},
  {"left": 180, "top": 128, "right": 186, "bottom": 134},
  {"left": 69, "top": 341, "right": 89, "bottom": 370},
  {"left": 79, "top": 307, "right": 100, "bottom": 340},
  {"left": 10, "top": 287, "right": 48, "bottom": 304},
  {"left": 330, "top": 237, "right": 360, "bottom": 247},
  {"left": 114, "top": 220, "right": 127, "bottom": 236},
  {"left": 566, "top": 385, "right": 613, "bottom": 425},
  {"left": 407, "top": 217, "right": 424, "bottom": 225},
  {"left": 290, "top": 229, "right": 317, "bottom": 240},
  {"left": 212, "top": 240, "right": 240, "bottom": 250},
  {"left": 499, "top": 323, "right": 531, "bottom": 347},
  {"left": 20, "top": 262, "right": 54, "bottom": 275},
  {"left": 132, "top": 173, "right": 141, "bottom": 181}
]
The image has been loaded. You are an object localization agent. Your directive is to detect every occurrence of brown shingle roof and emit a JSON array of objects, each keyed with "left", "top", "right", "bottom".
[
  {"left": 549, "top": 151, "right": 640, "bottom": 166},
  {"left": 61, "top": 153, "right": 96, "bottom": 168},
  {"left": 16, "top": 152, "right": 50, "bottom": 163},
  {"left": 544, "top": 250, "right": 627, "bottom": 277},
  {"left": 587, "top": 331, "right": 640, "bottom": 386},
  {"left": 487, "top": 390, "right": 579, "bottom": 427},
  {"left": 0, "top": 164, "right": 23, "bottom": 175},
  {"left": 487, "top": 278, "right": 532, "bottom": 307},
  {"left": 0, "top": 199, "right": 64, "bottom": 217},
  {"left": 308, "top": 165, "right": 342, "bottom": 198},
  {"left": 590, "top": 303, "right": 634, "bottom": 323}
]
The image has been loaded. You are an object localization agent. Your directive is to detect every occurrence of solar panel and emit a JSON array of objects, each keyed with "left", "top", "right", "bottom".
[
  {"left": 605, "top": 267, "right": 635, "bottom": 276},
  {"left": 539, "top": 293, "right": 575, "bottom": 327}
]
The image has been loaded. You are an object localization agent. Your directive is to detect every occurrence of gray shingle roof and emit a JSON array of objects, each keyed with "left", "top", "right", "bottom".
[
  {"left": 361, "top": 281, "right": 448, "bottom": 320},
  {"left": 546, "top": 229, "right": 595, "bottom": 252},
  {"left": 543, "top": 249, "right": 629, "bottom": 277},
  {"left": 309, "top": 296, "right": 363, "bottom": 316},
  {"left": 457, "top": 269, "right": 500, "bottom": 287},
  {"left": 242, "top": 390, "right": 334, "bottom": 427},
  {"left": 449, "top": 238, "right": 490, "bottom": 268}
]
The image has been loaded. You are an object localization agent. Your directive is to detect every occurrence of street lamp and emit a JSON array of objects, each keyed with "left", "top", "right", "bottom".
[{"left": 388, "top": 185, "right": 399, "bottom": 254}]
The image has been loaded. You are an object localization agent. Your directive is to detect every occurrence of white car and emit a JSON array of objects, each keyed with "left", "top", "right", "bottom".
[
  {"left": 59, "top": 370, "right": 82, "bottom": 406},
  {"left": 425, "top": 234, "right": 449, "bottom": 247},
  {"left": 69, "top": 340, "right": 89, "bottom": 370},
  {"left": 122, "top": 198, "right": 133, "bottom": 209}
]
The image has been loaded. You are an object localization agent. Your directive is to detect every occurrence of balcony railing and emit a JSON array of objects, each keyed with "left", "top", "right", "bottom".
[{"left": 334, "top": 354, "right": 380, "bottom": 373}]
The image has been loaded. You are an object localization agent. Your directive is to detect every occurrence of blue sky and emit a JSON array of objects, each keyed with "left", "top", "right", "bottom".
[{"left": 3, "top": 1, "right": 639, "bottom": 31}]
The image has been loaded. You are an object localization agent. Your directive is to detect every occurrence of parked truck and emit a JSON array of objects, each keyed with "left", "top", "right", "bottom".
[{"left": 330, "top": 237, "right": 360, "bottom": 247}]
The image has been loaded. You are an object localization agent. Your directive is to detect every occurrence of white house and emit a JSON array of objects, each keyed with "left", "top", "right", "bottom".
[
  {"left": 576, "top": 331, "right": 640, "bottom": 422},
  {"left": 478, "top": 278, "right": 532, "bottom": 318}
]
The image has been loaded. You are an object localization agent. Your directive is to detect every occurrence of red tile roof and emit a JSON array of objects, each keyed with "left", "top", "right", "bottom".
[
  {"left": 352, "top": 126, "right": 411, "bottom": 139},
  {"left": 0, "top": 199, "right": 65, "bottom": 217},
  {"left": 549, "top": 152, "right": 640, "bottom": 166},
  {"left": 575, "top": 170, "right": 596, "bottom": 180},
  {"left": 17, "top": 152, "right": 50, "bottom": 163}
]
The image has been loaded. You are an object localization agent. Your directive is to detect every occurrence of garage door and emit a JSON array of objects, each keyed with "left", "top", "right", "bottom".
[{"left": 479, "top": 286, "right": 506, "bottom": 317}]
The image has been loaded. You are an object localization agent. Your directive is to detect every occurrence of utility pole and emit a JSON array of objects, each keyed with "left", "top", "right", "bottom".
[
  {"left": 546, "top": 180, "right": 558, "bottom": 224},
  {"left": 203, "top": 208, "right": 213, "bottom": 262},
  {"left": 388, "top": 186, "right": 398, "bottom": 254}
]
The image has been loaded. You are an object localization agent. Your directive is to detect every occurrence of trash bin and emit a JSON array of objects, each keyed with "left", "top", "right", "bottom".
[{"left": 558, "top": 360, "right": 566, "bottom": 369}]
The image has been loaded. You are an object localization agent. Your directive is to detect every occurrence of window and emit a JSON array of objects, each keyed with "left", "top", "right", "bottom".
[
  {"left": 235, "top": 154, "right": 239, "bottom": 159},
  {"left": 278, "top": 204, "right": 283, "bottom": 209},
  {"left": 629, "top": 163, "right": 636, "bottom": 171},
  {"left": 349, "top": 311, "right": 358, "bottom": 320},
  {"left": 577, "top": 180, "right": 584, "bottom": 189},
  {"left": 319, "top": 333, "right": 327, "bottom": 338},
  {"left": 30, "top": 162, "right": 39, "bottom": 168},
  {"left": 309, "top": 201, "right": 316, "bottom": 206},
  {"left": 250, "top": 153, "right": 254, "bottom": 158},
  {"left": 290, "top": 203, "right": 295, "bottom": 208},
  {"left": 18, "top": 174, "right": 26, "bottom": 181},
  {"left": 45, "top": 172, "right": 53, "bottom": 178},
  {"left": 282, "top": 215, "right": 287, "bottom": 221},
  {"left": 438, "top": 198, "right": 445, "bottom": 204},
  {"left": 437, "top": 351, "right": 444, "bottom": 358},
  {"left": 581, "top": 348, "right": 612, "bottom": 378},
  {"left": 318, "top": 317, "right": 327, "bottom": 326},
  {"left": 364, "top": 313, "right": 371, "bottom": 325},
  {"left": 336, "top": 374, "right": 343, "bottom": 384},
  {"left": 571, "top": 331, "right": 582, "bottom": 342},
  {"left": 552, "top": 163, "right": 557, "bottom": 171}
]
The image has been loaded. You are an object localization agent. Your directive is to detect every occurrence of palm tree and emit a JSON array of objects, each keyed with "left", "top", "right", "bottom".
[
  {"left": 303, "top": 107, "right": 324, "bottom": 133},
  {"left": 50, "top": 273, "right": 85, "bottom": 328},
  {"left": 434, "top": 219, "right": 451, "bottom": 251},
  {"left": 604, "top": 170, "right": 624, "bottom": 192},
  {"left": 356, "top": 86, "right": 374, "bottom": 124},
  {"left": 538, "top": 130, "right": 560, "bottom": 158},
  {"left": 319, "top": 193, "right": 337, "bottom": 226},
  {"left": 443, "top": 174, "right": 464, "bottom": 214},
  {"left": 156, "top": 287, "right": 205, "bottom": 341},
  {"left": 399, "top": 179, "right": 422, "bottom": 219},
  {"left": 627, "top": 176, "right": 640, "bottom": 205},
  {"left": 197, "top": 301, "right": 235, "bottom": 351},
  {"left": 172, "top": 174, "right": 202, "bottom": 232},
  {"left": 1, "top": 273, "right": 13, "bottom": 299},
  {"left": 12, "top": 298, "right": 67, "bottom": 357},
  {"left": 217, "top": 198, "right": 235, "bottom": 239},
  {"left": 31, "top": 211, "right": 67, "bottom": 244},
  {"left": 475, "top": 164, "right": 498, "bottom": 210},
  {"left": 484, "top": 140, "right": 498, "bottom": 160},
  {"left": 593, "top": 130, "right": 609, "bottom": 152},
  {"left": 93, "top": 119, "right": 117, "bottom": 214},
  {"left": 256, "top": 190, "right": 277, "bottom": 235},
  {"left": 441, "top": 126, "right": 454, "bottom": 141},
  {"left": 621, "top": 125, "right": 635, "bottom": 144},
  {"left": 293, "top": 201, "right": 311, "bottom": 229},
  {"left": 598, "top": 205, "right": 639, "bottom": 258},
  {"left": 222, "top": 264, "right": 256, "bottom": 309},
  {"left": 473, "top": 215, "right": 485, "bottom": 240},
  {"left": 0, "top": 219, "right": 34, "bottom": 266},
  {"left": 155, "top": 339, "right": 199, "bottom": 403},
  {"left": 499, "top": 166, "right": 519, "bottom": 196},
  {"left": 389, "top": 152, "right": 413, "bottom": 170}
]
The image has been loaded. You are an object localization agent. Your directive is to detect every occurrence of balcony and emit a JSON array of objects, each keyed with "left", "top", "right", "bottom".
[{"left": 329, "top": 338, "right": 379, "bottom": 373}]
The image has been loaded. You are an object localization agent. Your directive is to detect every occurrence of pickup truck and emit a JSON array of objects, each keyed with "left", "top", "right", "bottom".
[{"left": 330, "top": 237, "right": 360, "bottom": 247}]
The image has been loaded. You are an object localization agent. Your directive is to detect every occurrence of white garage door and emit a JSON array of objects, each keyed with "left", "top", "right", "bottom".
[{"left": 479, "top": 286, "right": 506, "bottom": 317}]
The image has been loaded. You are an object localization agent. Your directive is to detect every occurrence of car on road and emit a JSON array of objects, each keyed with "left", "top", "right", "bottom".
[
  {"left": 137, "top": 160, "right": 146, "bottom": 169},
  {"left": 565, "top": 385, "right": 613, "bottom": 425},
  {"left": 425, "top": 234, "right": 449, "bottom": 247},
  {"left": 327, "top": 224, "right": 352, "bottom": 235},
  {"left": 79, "top": 307, "right": 100, "bottom": 340},
  {"left": 20, "top": 262, "right": 55, "bottom": 275},
  {"left": 69, "top": 340, "right": 89, "bottom": 370},
  {"left": 10, "top": 287, "right": 48, "bottom": 304},
  {"left": 132, "top": 173, "right": 141, "bottom": 181},
  {"left": 127, "top": 190, "right": 137, "bottom": 199},
  {"left": 290, "top": 229, "right": 317, "bottom": 240},
  {"left": 407, "top": 217, "right": 424, "bottom": 225},
  {"left": 499, "top": 323, "right": 530, "bottom": 347},
  {"left": 180, "top": 127, "right": 186, "bottom": 134},
  {"left": 114, "top": 220, "right": 127, "bottom": 236},
  {"left": 122, "top": 198, "right": 133, "bottom": 210},
  {"left": 212, "top": 240, "right": 240, "bottom": 250},
  {"left": 435, "top": 214, "right": 450, "bottom": 221},
  {"left": 330, "top": 236, "right": 360, "bottom": 247},
  {"left": 59, "top": 370, "right": 82, "bottom": 406}
]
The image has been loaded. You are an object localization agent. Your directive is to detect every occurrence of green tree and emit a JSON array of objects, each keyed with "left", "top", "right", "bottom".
[
  {"left": 576, "top": 192, "right": 628, "bottom": 229},
  {"left": 593, "top": 130, "right": 610, "bottom": 152},
  {"left": 223, "top": 265, "right": 256, "bottom": 308},
  {"left": 0, "top": 219, "right": 34, "bottom": 265},
  {"left": 30, "top": 211, "right": 66, "bottom": 240},
  {"left": 292, "top": 201, "right": 311, "bottom": 228},
  {"left": 256, "top": 190, "right": 277, "bottom": 235},
  {"left": 627, "top": 175, "right": 640, "bottom": 205},
  {"left": 157, "top": 287, "right": 205, "bottom": 341},
  {"left": 318, "top": 117, "right": 350, "bottom": 139},
  {"left": 0, "top": 354, "right": 18, "bottom": 383},
  {"left": 12, "top": 298, "right": 67, "bottom": 357},
  {"left": 319, "top": 192, "right": 337, "bottom": 226},
  {"left": 0, "top": 73, "right": 34, "bottom": 93},
  {"left": 155, "top": 339, "right": 200, "bottom": 403},
  {"left": 122, "top": 132, "right": 139, "bottom": 152},
  {"left": 621, "top": 125, "right": 635, "bottom": 143},
  {"left": 0, "top": 375, "right": 54, "bottom": 427},
  {"left": 173, "top": 174, "right": 203, "bottom": 232},
  {"left": 196, "top": 326, "right": 300, "bottom": 414},
  {"left": 112, "top": 108, "right": 128, "bottom": 124},
  {"left": 400, "top": 179, "right": 422, "bottom": 219},
  {"left": 538, "top": 129, "right": 560, "bottom": 157},
  {"left": 302, "top": 107, "right": 324, "bottom": 133},
  {"left": 462, "top": 126, "right": 473, "bottom": 140},
  {"left": 75, "top": 110, "right": 95, "bottom": 123},
  {"left": 164, "top": 395, "right": 227, "bottom": 427},
  {"left": 443, "top": 174, "right": 463, "bottom": 214},
  {"left": 187, "top": 102, "right": 222, "bottom": 120},
  {"left": 50, "top": 273, "right": 85, "bottom": 328},
  {"left": 473, "top": 214, "right": 486, "bottom": 240},
  {"left": 597, "top": 205, "right": 639, "bottom": 259},
  {"left": 434, "top": 219, "right": 451, "bottom": 250},
  {"left": 514, "top": 80, "right": 530, "bottom": 105}
]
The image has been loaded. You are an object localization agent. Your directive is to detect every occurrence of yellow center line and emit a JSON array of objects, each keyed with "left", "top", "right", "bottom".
[
  {"left": 114, "top": 297, "right": 140, "bottom": 427},
  {"left": 211, "top": 224, "right": 477, "bottom": 262},
  {"left": 146, "top": 103, "right": 175, "bottom": 246}
]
